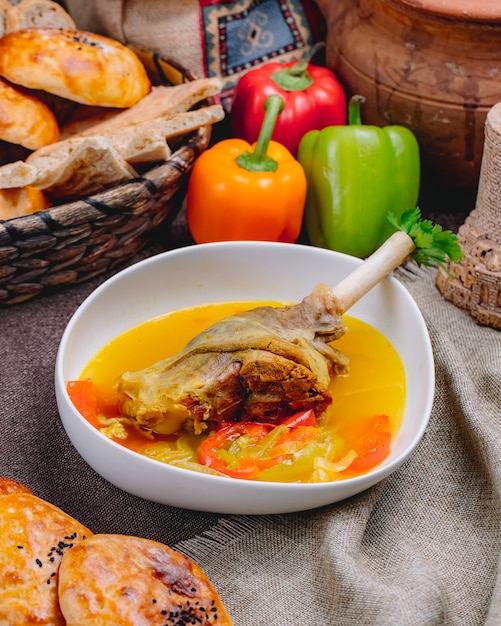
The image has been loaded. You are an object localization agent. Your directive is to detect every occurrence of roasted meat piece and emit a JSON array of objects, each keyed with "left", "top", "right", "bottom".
[{"left": 115, "top": 284, "right": 348, "bottom": 434}]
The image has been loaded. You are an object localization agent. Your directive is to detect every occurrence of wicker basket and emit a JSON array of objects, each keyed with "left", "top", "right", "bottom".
[{"left": 0, "top": 50, "right": 213, "bottom": 305}]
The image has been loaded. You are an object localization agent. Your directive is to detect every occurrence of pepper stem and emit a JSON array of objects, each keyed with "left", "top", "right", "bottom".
[
  {"left": 285, "top": 41, "right": 325, "bottom": 76},
  {"left": 270, "top": 42, "right": 325, "bottom": 91},
  {"left": 235, "top": 95, "right": 284, "bottom": 173},
  {"left": 348, "top": 95, "right": 366, "bottom": 126}
]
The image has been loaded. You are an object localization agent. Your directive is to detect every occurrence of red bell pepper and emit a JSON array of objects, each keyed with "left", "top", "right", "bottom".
[
  {"left": 198, "top": 411, "right": 320, "bottom": 480},
  {"left": 230, "top": 43, "right": 346, "bottom": 156},
  {"left": 198, "top": 422, "right": 274, "bottom": 479}
]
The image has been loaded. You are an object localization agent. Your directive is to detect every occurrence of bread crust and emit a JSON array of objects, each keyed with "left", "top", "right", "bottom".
[
  {"left": 0, "top": 28, "right": 152, "bottom": 107},
  {"left": 0, "top": 493, "right": 93, "bottom": 626},
  {"left": 0, "top": 477, "right": 33, "bottom": 495},
  {"left": 58, "top": 534, "right": 233, "bottom": 625},
  {"left": 0, "top": 76, "right": 59, "bottom": 150}
]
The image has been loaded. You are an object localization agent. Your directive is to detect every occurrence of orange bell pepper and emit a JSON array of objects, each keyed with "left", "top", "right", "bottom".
[{"left": 186, "top": 95, "right": 306, "bottom": 244}]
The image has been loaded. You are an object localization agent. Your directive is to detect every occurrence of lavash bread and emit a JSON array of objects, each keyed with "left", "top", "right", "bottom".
[
  {"left": 0, "top": 98, "right": 225, "bottom": 198},
  {"left": 26, "top": 137, "right": 138, "bottom": 199},
  {"left": 0, "top": 76, "right": 59, "bottom": 150},
  {"left": 58, "top": 534, "right": 234, "bottom": 625},
  {"left": 0, "top": 491, "right": 93, "bottom": 626},
  {"left": 5, "top": 0, "right": 76, "bottom": 32},
  {"left": 0, "top": 28, "right": 152, "bottom": 107},
  {"left": 60, "top": 78, "right": 224, "bottom": 138}
]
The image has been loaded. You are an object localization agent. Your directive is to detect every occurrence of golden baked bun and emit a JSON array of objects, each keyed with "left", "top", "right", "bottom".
[
  {"left": 0, "top": 76, "right": 59, "bottom": 150},
  {"left": 0, "top": 186, "right": 49, "bottom": 219},
  {"left": 0, "top": 492, "right": 93, "bottom": 626},
  {"left": 0, "top": 28, "right": 152, "bottom": 107},
  {"left": 5, "top": 0, "right": 76, "bottom": 32},
  {"left": 58, "top": 534, "right": 234, "bottom": 625}
]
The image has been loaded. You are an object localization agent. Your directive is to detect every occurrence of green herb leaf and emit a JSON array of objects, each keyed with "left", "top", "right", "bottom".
[{"left": 387, "top": 207, "right": 464, "bottom": 271}]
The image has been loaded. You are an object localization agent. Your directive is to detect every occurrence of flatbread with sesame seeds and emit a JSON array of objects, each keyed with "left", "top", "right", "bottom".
[
  {"left": 0, "top": 492, "right": 93, "bottom": 626},
  {"left": 0, "top": 482, "right": 233, "bottom": 625},
  {"left": 58, "top": 533, "right": 233, "bottom": 626}
]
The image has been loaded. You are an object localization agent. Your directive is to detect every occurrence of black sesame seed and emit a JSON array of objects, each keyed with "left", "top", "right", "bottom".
[
  {"left": 36, "top": 558, "right": 42, "bottom": 567},
  {"left": 17, "top": 545, "right": 24, "bottom": 549}
]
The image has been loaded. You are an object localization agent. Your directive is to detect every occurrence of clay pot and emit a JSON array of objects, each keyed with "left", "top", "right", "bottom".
[{"left": 316, "top": 0, "right": 501, "bottom": 197}]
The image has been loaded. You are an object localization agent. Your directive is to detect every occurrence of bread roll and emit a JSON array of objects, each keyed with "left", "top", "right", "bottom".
[
  {"left": 0, "top": 0, "right": 12, "bottom": 38},
  {"left": 0, "top": 492, "right": 93, "bottom": 626},
  {"left": 0, "top": 28, "right": 152, "bottom": 107},
  {"left": 0, "top": 76, "right": 59, "bottom": 150},
  {"left": 0, "top": 185, "right": 49, "bottom": 218},
  {"left": 5, "top": 0, "right": 76, "bottom": 32},
  {"left": 58, "top": 534, "right": 233, "bottom": 625}
]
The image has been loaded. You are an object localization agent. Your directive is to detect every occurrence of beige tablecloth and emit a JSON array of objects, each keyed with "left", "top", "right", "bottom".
[{"left": 1, "top": 235, "right": 500, "bottom": 625}]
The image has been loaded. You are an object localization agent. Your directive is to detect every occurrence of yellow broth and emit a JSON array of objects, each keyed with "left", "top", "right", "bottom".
[{"left": 78, "top": 301, "right": 406, "bottom": 481}]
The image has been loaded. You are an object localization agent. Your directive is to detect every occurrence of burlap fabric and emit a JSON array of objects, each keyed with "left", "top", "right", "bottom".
[{"left": 1, "top": 226, "right": 500, "bottom": 624}]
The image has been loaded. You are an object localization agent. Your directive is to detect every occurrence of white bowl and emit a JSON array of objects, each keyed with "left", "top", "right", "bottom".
[{"left": 55, "top": 241, "right": 434, "bottom": 515}]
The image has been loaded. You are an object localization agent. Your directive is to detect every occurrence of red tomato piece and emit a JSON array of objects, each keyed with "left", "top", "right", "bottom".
[
  {"left": 347, "top": 415, "right": 392, "bottom": 473},
  {"left": 67, "top": 379, "right": 100, "bottom": 420}
]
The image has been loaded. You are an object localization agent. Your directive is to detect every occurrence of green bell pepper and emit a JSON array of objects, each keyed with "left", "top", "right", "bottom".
[{"left": 297, "top": 95, "right": 420, "bottom": 258}]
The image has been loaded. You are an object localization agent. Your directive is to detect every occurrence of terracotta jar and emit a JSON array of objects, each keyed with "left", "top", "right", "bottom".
[{"left": 315, "top": 0, "right": 501, "bottom": 198}]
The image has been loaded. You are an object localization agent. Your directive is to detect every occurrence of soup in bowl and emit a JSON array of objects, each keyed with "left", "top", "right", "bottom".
[{"left": 55, "top": 241, "right": 434, "bottom": 514}]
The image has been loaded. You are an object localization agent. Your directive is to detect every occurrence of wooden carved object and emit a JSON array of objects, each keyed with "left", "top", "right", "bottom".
[{"left": 436, "top": 104, "right": 501, "bottom": 329}]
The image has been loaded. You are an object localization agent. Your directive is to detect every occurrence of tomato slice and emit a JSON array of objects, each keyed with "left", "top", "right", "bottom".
[
  {"left": 346, "top": 414, "right": 392, "bottom": 473},
  {"left": 67, "top": 379, "right": 118, "bottom": 426},
  {"left": 67, "top": 379, "right": 100, "bottom": 420}
]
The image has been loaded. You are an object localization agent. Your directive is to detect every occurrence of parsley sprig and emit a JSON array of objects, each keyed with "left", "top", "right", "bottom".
[{"left": 388, "top": 207, "right": 464, "bottom": 271}]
